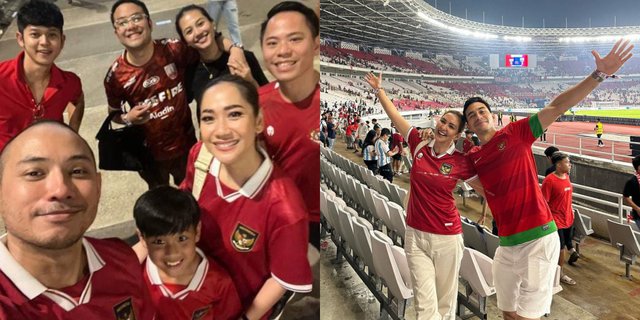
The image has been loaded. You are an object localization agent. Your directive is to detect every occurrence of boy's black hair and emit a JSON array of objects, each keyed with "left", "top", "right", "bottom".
[
  {"left": 134, "top": 186, "right": 200, "bottom": 237},
  {"left": 175, "top": 4, "right": 213, "bottom": 43},
  {"left": 633, "top": 155, "right": 640, "bottom": 171},
  {"left": 17, "top": 0, "right": 64, "bottom": 33},
  {"left": 544, "top": 146, "right": 560, "bottom": 158},
  {"left": 381, "top": 128, "right": 391, "bottom": 137},
  {"left": 551, "top": 151, "right": 569, "bottom": 165},
  {"left": 110, "top": 0, "right": 150, "bottom": 25},
  {"left": 260, "top": 1, "right": 319, "bottom": 42}
]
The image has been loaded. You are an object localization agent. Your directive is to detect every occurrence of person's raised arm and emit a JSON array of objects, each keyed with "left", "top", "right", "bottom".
[
  {"left": 537, "top": 39, "right": 633, "bottom": 130},
  {"left": 365, "top": 72, "right": 411, "bottom": 137}
]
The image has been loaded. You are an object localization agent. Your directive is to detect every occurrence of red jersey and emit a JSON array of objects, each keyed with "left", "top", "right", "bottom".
[
  {"left": 0, "top": 52, "right": 82, "bottom": 151},
  {"left": 541, "top": 173, "right": 574, "bottom": 229},
  {"left": 391, "top": 132, "right": 404, "bottom": 152},
  {"left": 259, "top": 82, "right": 320, "bottom": 223},
  {"left": 462, "top": 139, "right": 474, "bottom": 153},
  {"left": 467, "top": 115, "right": 557, "bottom": 246},
  {"left": 0, "top": 237, "right": 154, "bottom": 319},
  {"left": 104, "top": 39, "right": 198, "bottom": 160},
  {"left": 181, "top": 142, "right": 312, "bottom": 309},
  {"left": 144, "top": 248, "right": 241, "bottom": 320},
  {"left": 405, "top": 128, "right": 475, "bottom": 235}
]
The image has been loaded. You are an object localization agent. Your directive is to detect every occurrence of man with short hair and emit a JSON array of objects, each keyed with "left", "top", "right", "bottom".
[
  {"left": 0, "top": 0, "right": 84, "bottom": 151},
  {"left": 375, "top": 128, "right": 398, "bottom": 183},
  {"left": 0, "top": 121, "right": 154, "bottom": 319},
  {"left": 259, "top": 1, "right": 321, "bottom": 248},
  {"left": 104, "top": 0, "right": 242, "bottom": 188},
  {"left": 623, "top": 156, "right": 640, "bottom": 230},
  {"left": 594, "top": 118, "right": 604, "bottom": 147},
  {"left": 544, "top": 146, "right": 560, "bottom": 176},
  {"left": 464, "top": 40, "right": 632, "bottom": 320}
]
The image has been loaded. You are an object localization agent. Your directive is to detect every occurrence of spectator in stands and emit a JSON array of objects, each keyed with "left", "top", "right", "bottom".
[
  {"left": 623, "top": 155, "right": 640, "bottom": 230},
  {"left": 0, "top": 0, "right": 84, "bottom": 151},
  {"left": 390, "top": 127, "right": 405, "bottom": 175},
  {"left": 326, "top": 113, "right": 336, "bottom": 149},
  {"left": 375, "top": 128, "right": 399, "bottom": 183},
  {"left": 134, "top": 186, "right": 242, "bottom": 319},
  {"left": 544, "top": 146, "right": 560, "bottom": 176},
  {"left": 0, "top": 121, "right": 153, "bottom": 319},
  {"left": 372, "top": 118, "right": 380, "bottom": 130},
  {"left": 345, "top": 121, "right": 357, "bottom": 150},
  {"left": 497, "top": 110, "right": 504, "bottom": 126},
  {"left": 175, "top": 4, "right": 268, "bottom": 118},
  {"left": 462, "top": 130, "right": 475, "bottom": 153},
  {"left": 366, "top": 72, "right": 476, "bottom": 319},
  {"left": 594, "top": 118, "right": 604, "bottom": 147},
  {"left": 541, "top": 152, "right": 579, "bottom": 285},
  {"left": 540, "top": 128, "right": 548, "bottom": 142},
  {"left": 180, "top": 76, "right": 312, "bottom": 319},
  {"left": 462, "top": 39, "right": 632, "bottom": 320},
  {"left": 356, "top": 120, "right": 368, "bottom": 154},
  {"left": 362, "top": 130, "right": 378, "bottom": 173}
]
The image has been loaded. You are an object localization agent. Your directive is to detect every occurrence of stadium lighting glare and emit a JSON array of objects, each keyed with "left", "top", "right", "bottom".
[
  {"left": 417, "top": 12, "right": 498, "bottom": 40},
  {"left": 558, "top": 34, "right": 640, "bottom": 43},
  {"left": 504, "top": 35, "right": 532, "bottom": 42}
]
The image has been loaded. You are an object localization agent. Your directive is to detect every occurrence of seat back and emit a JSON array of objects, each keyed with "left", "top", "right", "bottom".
[
  {"left": 352, "top": 216, "right": 377, "bottom": 275},
  {"left": 484, "top": 231, "right": 500, "bottom": 259},
  {"left": 607, "top": 219, "right": 640, "bottom": 260},
  {"left": 370, "top": 230, "right": 414, "bottom": 299},
  {"left": 461, "top": 219, "right": 488, "bottom": 255},
  {"left": 387, "top": 202, "right": 407, "bottom": 239},
  {"left": 459, "top": 248, "right": 496, "bottom": 297}
]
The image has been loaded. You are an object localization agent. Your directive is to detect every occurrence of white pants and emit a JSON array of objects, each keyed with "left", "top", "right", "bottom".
[{"left": 405, "top": 227, "right": 464, "bottom": 320}]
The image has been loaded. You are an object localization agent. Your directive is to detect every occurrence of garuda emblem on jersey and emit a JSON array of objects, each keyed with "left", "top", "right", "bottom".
[
  {"left": 497, "top": 141, "right": 507, "bottom": 151},
  {"left": 439, "top": 163, "right": 452, "bottom": 175},
  {"left": 113, "top": 297, "right": 137, "bottom": 320},
  {"left": 192, "top": 305, "right": 211, "bottom": 320},
  {"left": 164, "top": 63, "right": 178, "bottom": 80},
  {"left": 232, "top": 224, "right": 259, "bottom": 252}
]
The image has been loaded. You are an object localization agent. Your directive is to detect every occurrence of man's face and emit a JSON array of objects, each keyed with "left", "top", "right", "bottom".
[
  {"left": 262, "top": 11, "right": 319, "bottom": 85},
  {"left": 0, "top": 124, "right": 101, "bottom": 250},
  {"left": 464, "top": 102, "right": 494, "bottom": 134},
  {"left": 556, "top": 157, "right": 571, "bottom": 175},
  {"left": 112, "top": 3, "right": 152, "bottom": 51},
  {"left": 16, "top": 25, "right": 65, "bottom": 67}
]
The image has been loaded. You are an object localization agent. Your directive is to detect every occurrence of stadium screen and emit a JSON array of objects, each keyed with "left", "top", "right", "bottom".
[{"left": 505, "top": 54, "right": 529, "bottom": 67}]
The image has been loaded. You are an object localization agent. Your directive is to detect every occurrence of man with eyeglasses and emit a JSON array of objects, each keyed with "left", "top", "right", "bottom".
[
  {"left": 104, "top": 0, "right": 244, "bottom": 188},
  {"left": 0, "top": 0, "right": 84, "bottom": 152}
]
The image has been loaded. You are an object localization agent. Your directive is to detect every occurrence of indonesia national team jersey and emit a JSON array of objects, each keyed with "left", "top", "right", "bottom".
[
  {"left": 467, "top": 115, "right": 557, "bottom": 246},
  {"left": 104, "top": 39, "right": 198, "bottom": 161},
  {"left": 0, "top": 237, "right": 154, "bottom": 319},
  {"left": 405, "top": 128, "right": 475, "bottom": 234},
  {"left": 181, "top": 142, "right": 313, "bottom": 309},
  {"left": 259, "top": 82, "right": 320, "bottom": 223},
  {"left": 144, "top": 248, "right": 242, "bottom": 320},
  {"left": 0, "top": 51, "right": 82, "bottom": 151},
  {"left": 541, "top": 173, "right": 574, "bottom": 229}
]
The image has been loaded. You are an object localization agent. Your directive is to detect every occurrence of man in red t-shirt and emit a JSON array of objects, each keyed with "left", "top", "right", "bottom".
[
  {"left": 0, "top": 0, "right": 84, "bottom": 151},
  {"left": 541, "top": 152, "right": 579, "bottom": 285},
  {"left": 104, "top": 0, "right": 243, "bottom": 188},
  {"left": 390, "top": 127, "right": 405, "bottom": 175},
  {"left": 259, "top": 1, "right": 320, "bottom": 248},
  {"left": 0, "top": 122, "right": 153, "bottom": 319},
  {"left": 464, "top": 40, "right": 632, "bottom": 319}
]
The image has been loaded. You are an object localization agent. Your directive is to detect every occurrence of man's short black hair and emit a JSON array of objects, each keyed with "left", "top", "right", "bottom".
[
  {"left": 633, "top": 155, "right": 640, "bottom": 171},
  {"left": 544, "top": 146, "right": 560, "bottom": 158},
  {"left": 381, "top": 128, "right": 391, "bottom": 137},
  {"left": 134, "top": 186, "right": 200, "bottom": 237},
  {"left": 551, "top": 151, "right": 569, "bottom": 165},
  {"left": 17, "top": 0, "right": 64, "bottom": 33},
  {"left": 462, "top": 97, "right": 492, "bottom": 121},
  {"left": 110, "top": 0, "right": 150, "bottom": 25},
  {"left": 260, "top": 1, "right": 319, "bottom": 42}
]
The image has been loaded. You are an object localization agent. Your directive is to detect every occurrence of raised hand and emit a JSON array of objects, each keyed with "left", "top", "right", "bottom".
[
  {"left": 592, "top": 39, "right": 634, "bottom": 75},
  {"left": 364, "top": 72, "right": 382, "bottom": 90}
]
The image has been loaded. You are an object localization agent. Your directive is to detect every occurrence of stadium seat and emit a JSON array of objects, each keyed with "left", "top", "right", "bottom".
[
  {"left": 461, "top": 218, "right": 488, "bottom": 255},
  {"left": 572, "top": 208, "right": 594, "bottom": 254},
  {"left": 484, "top": 231, "right": 500, "bottom": 259},
  {"left": 606, "top": 220, "right": 640, "bottom": 279},
  {"left": 352, "top": 216, "right": 378, "bottom": 276},
  {"left": 457, "top": 248, "right": 495, "bottom": 319}
]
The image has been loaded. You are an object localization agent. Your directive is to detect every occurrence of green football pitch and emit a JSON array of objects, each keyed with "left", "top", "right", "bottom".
[{"left": 565, "top": 109, "right": 640, "bottom": 119}]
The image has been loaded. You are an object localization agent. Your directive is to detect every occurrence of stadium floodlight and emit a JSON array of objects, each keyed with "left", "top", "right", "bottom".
[
  {"left": 558, "top": 34, "right": 640, "bottom": 43},
  {"left": 504, "top": 35, "right": 532, "bottom": 42},
  {"left": 417, "top": 12, "right": 498, "bottom": 40}
]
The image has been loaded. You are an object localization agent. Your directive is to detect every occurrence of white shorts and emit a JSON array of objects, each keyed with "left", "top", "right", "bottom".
[{"left": 493, "top": 232, "right": 560, "bottom": 318}]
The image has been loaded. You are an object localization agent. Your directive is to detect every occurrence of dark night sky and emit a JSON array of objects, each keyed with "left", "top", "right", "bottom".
[{"left": 425, "top": 0, "right": 640, "bottom": 28}]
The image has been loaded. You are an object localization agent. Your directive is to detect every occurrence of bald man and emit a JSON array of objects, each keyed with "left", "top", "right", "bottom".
[{"left": 0, "top": 121, "right": 153, "bottom": 319}]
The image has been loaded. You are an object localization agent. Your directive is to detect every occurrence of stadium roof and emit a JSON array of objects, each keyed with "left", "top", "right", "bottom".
[{"left": 320, "top": 0, "right": 640, "bottom": 54}]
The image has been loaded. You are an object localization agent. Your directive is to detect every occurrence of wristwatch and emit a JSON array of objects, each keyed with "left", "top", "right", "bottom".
[
  {"left": 231, "top": 42, "right": 244, "bottom": 50},
  {"left": 591, "top": 70, "right": 607, "bottom": 82}
]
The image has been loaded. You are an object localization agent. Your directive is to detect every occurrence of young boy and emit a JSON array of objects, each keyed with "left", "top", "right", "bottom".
[{"left": 134, "top": 186, "right": 241, "bottom": 320}]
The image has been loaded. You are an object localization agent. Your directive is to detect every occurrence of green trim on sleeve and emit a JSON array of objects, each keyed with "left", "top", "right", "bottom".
[{"left": 529, "top": 113, "right": 544, "bottom": 138}]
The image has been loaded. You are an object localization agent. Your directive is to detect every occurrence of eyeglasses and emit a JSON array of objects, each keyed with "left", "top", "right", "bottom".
[{"left": 114, "top": 13, "right": 148, "bottom": 29}]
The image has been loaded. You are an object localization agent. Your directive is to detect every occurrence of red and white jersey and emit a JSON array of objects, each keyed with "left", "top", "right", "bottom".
[
  {"left": 405, "top": 128, "right": 475, "bottom": 235},
  {"left": 0, "top": 237, "right": 154, "bottom": 319},
  {"left": 181, "top": 142, "right": 312, "bottom": 309},
  {"left": 259, "top": 82, "right": 320, "bottom": 223},
  {"left": 467, "top": 115, "right": 556, "bottom": 246},
  {"left": 541, "top": 173, "right": 574, "bottom": 229},
  {"left": 144, "top": 248, "right": 241, "bottom": 320},
  {"left": 0, "top": 52, "right": 82, "bottom": 151},
  {"left": 104, "top": 39, "right": 198, "bottom": 160}
]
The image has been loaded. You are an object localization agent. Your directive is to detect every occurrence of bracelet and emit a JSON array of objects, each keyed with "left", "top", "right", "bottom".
[
  {"left": 376, "top": 87, "right": 384, "bottom": 93},
  {"left": 121, "top": 113, "right": 132, "bottom": 126},
  {"left": 590, "top": 70, "right": 607, "bottom": 82}
]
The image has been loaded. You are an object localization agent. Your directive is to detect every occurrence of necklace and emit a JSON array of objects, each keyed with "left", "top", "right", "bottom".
[{"left": 201, "top": 61, "right": 214, "bottom": 80}]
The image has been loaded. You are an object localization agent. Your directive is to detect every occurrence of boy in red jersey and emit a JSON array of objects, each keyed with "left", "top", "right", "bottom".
[
  {"left": 259, "top": 1, "right": 321, "bottom": 248},
  {"left": 0, "top": 0, "right": 84, "bottom": 151},
  {"left": 463, "top": 40, "right": 632, "bottom": 320},
  {"left": 541, "top": 152, "right": 578, "bottom": 286},
  {"left": 134, "top": 186, "right": 241, "bottom": 320},
  {"left": 0, "top": 121, "right": 153, "bottom": 319}
]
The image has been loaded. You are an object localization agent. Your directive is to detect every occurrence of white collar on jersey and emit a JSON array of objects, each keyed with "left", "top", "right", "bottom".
[
  {"left": 209, "top": 147, "right": 273, "bottom": 203},
  {"left": 428, "top": 139, "right": 456, "bottom": 159},
  {"left": 145, "top": 247, "right": 208, "bottom": 300},
  {"left": 0, "top": 235, "right": 106, "bottom": 311}
]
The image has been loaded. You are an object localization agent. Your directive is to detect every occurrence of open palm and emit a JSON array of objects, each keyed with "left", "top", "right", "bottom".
[
  {"left": 593, "top": 39, "right": 634, "bottom": 75},
  {"left": 365, "top": 72, "right": 382, "bottom": 90}
]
